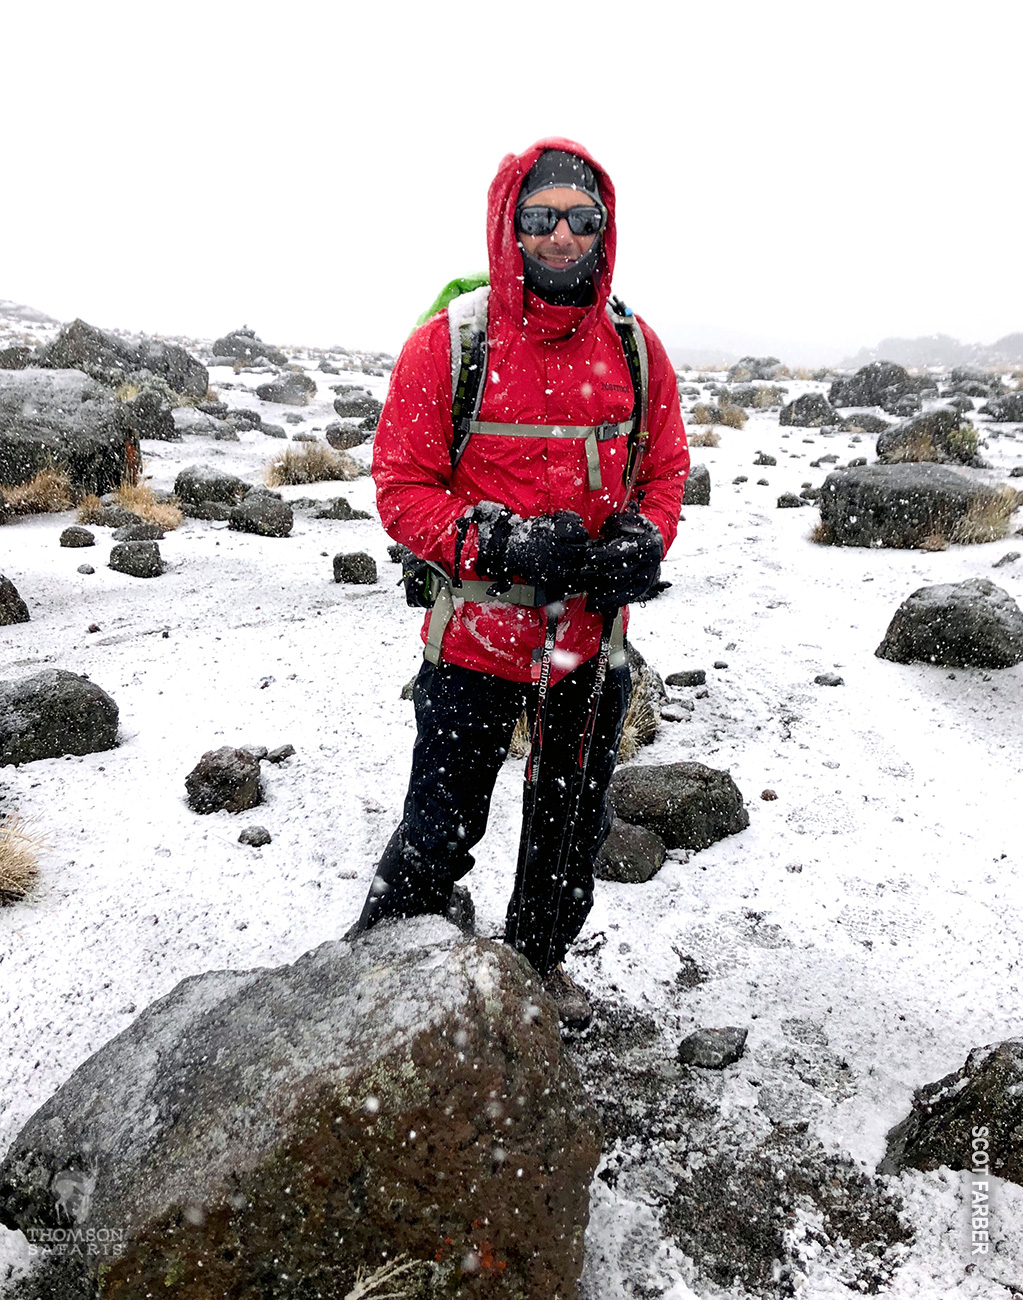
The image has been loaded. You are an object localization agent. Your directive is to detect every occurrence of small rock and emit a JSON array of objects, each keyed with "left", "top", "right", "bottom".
[
  {"left": 713, "top": 660, "right": 728, "bottom": 670},
  {"left": 756, "top": 478, "right": 770, "bottom": 486},
  {"left": 695, "top": 687, "right": 709, "bottom": 699},
  {"left": 112, "top": 522, "right": 164, "bottom": 542},
  {"left": 761, "top": 789, "right": 778, "bottom": 801},
  {"left": 333, "top": 552, "right": 377, "bottom": 584},
  {"left": 229, "top": 497, "right": 294, "bottom": 538},
  {"left": 240, "top": 744, "right": 269, "bottom": 761},
  {"left": 814, "top": 672, "right": 844, "bottom": 686},
  {"left": 1009, "top": 466, "right": 1023, "bottom": 478},
  {"left": 238, "top": 826, "right": 272, "bottom": 848},
  {"left": 255, "top": 372, "right": 317, "bottom": 406},
  {"left": 315, "top": 496, "right": 371, "bottom": 521},
  {"left": 777, "top": 493, "right": 804, "bottom": 508},
  {"left": 733, "top": 475, "right": 748, "bottom": 484},
  {"left": 87, "top": 623, "right": 100, "bottom": 633},
  {"left": 753, "top": 453, "right": 776, "bottom": 466},
  {"left": 326, "top": 422, "right": 372, "bottom": 451},
  {"left": 659, "top": 703, "right": 691, "bottom": 723},
  {"left": 77, "top": 565, "right": 95, "bottom": 575},
  {"left": 109, "top": 541, "right": 163, "bottom": 578},
  {"left": 992, "top": 551, "right": 1020, "bottom": 569},
  {"left": 185, "top": 746, "right": 262, "bottom": 814},
  {"left": 267, "top": 743, "right": 295, "bottom": 764},
  {"left": 678, "top": 1026, "right": 749, "bottom": 1069},
  {"left": 682, "top": 464, "right": 711, "bottom": 506},
  {"left": 594, "top": 818, "right": 666, "bottom": 883},
  {"left": 0, "top": 574, "right": 31, "bottom": 625},
  {"left": 665, "top": 669, "right": 705, "bottom": 687},
  {"left": 59, "top": 526, "right": 95, "bottom": 548}
]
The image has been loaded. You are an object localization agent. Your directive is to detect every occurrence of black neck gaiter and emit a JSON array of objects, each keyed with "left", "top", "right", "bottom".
[{"left": 520, "top": 237, "right": 601, "bottom": 306}]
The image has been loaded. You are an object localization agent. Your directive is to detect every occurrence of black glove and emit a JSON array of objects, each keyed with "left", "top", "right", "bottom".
[
  {"left": 474, "top": 502, "right": 590, "bottom": 600},
  {"left": 582, "top": 511, "right": 663, "bottom": 610}
]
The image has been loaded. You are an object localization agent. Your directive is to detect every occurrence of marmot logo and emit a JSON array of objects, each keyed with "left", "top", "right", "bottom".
[{"left": 601, "top": 383, "right": 630, "bottom": 393}]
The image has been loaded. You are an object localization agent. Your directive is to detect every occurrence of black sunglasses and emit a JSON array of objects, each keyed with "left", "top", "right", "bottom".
[{"left": 515, "top": 204, "right": 605, "bottom": 238}]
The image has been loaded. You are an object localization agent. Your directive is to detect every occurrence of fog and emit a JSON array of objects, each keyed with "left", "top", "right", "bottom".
[{"left": 4, "top": 0, "right": 1020, "bottom": 361}]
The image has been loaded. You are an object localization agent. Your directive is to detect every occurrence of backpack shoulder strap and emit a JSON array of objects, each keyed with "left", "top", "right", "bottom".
[
  {"left": 607, "top": 296, "right": 650, "bottom": 494},
  {"left": 448, "top": 285, "right": 490, "bottom": 472}
]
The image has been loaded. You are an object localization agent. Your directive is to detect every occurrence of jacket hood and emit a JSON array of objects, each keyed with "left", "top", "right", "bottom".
[{"left": 486, "top": 137, "right": 616, "bottom": 337}]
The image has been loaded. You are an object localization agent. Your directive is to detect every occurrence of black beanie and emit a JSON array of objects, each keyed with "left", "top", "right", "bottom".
[{"left": 518, "top": 149, "right": 602, "bottom": 206}]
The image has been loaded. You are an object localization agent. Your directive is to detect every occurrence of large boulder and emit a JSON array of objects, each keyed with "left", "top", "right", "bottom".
[
  {"left": 39, "top": 319, "right": 208, "bottom": 399},
  {"left": 817, "top": 463, "right": 1015, "bottom": 548},
  {"left": 0, "top": 369, "right": 136, "bottom": 495},
  {"left": 875, "top": 578, "right": 1023, "bottom": 669},
  {"left": 876, "top": 408, "right": 977, "bottom": 465},
  {"left": 0, "top": 669, "right": 118, "bottom": 765},
  {"left": 116, "top": 387, "right": 177, "bottom": 441},
  {"left": 171, "top": 408, "right": 234, "bottom": 439},
  {"left": 0, "top": 918, "right": 601, "bottom": 1300},
  {"left": 779, "top": 391, "right": 837, "bottom": 427},
  {"left": 210, "top": 328, "right": 288, "bottom": 367},
  {"left": 333, "top": 389, "right": 383, "bottom": 422},
  {"left": 880, "top": 1040, "right": 1023, "bottom": 1185},
  {"left": 0, "top": 574, "right": 30, "bottom": 625},
  {"left": 829, "top": 361, "right": 915, "bottom": 415},
  {"left": 980, "top": 392, "right": 1023, "bottom": 423},
  {"left": 255, "top": 372, "right": 317, "bottom": 406},
  {"left": 609, "top": 761, "right": 748, "bottom": 850}
]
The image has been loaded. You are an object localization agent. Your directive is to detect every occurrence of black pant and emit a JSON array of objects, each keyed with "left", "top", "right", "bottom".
[{"left": 354, "top": 653, "right": 631, "bottom": 975}]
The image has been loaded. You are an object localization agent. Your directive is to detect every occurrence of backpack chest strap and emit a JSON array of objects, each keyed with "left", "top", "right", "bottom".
[{"left": 466, "top": 419, "right": 633, "bottom": 490}]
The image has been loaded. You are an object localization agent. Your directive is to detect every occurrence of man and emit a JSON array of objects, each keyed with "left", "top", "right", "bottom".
[{"left": 350, "top": 138, "right": 689, "bottom": 1027}]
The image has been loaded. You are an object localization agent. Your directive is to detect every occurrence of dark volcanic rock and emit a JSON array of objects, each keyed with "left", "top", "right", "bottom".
[
  {"left": 39, "top": 318, "right": 208, "bottom": 399},
  {"left": 876, "top": 408, "right": 976, "bottom": 465},
  {"left": 325, "top": 421, "right": 372, "bottom": 450},
  {"left": 0, "top": 918, "right": 600, "bottom": 1300},
  {"left": 314, "top": 495, "right": 371, "bottom": 521},
  {"left": 332, "top": 390, "right": 383, "bottom": 422},
  {"left": 779, "top": 391, "right": 837, "bottom": 427},
  {"left": 108, "top": 541, "right": 163, "bottom": 578},
  {"left": 0, "top": 669, "right": 117, "bottom": 765},
  {"left": 229, "top": 496, "right": 293, "bottom": 538},
  {"left": 678, "top": 1026, "right": 749, "bottom": 1069},
  {"left": 185, "top": 746, "right": 262, "bottom": 813},
  {"left": 880, "top": 1039, "right": 1023, "bottom": 1185},
  {"left": 255, "top": 371, "right": 317, "bottom": 406},
  {"left": 594, "top": 818, "right": 666, "bottom": 883},
  {"left": 0, "top": 575, "right": 30, "bottom": 625},
  {"left": 333, "top": 551, "right": 377, "bottom": 583},
  {"left": 59, "top": 526, "right": 95, "bottom": 548},
  {"left": 112, "top": 522, "right": 164, "bottom": 542},
  {"left": 211, "top": 328, "right": 288, "bottom": 367},
  {"left": 174, "top": 463, "right": 250, "bottom": 505},
  {"left": 665, "top": 669, "right": 705, "bottom": 687},
  {"left": 875, "top": 578, "right": 1023, "bottom": 669},
  {"left": 116, "top": 387, "right": 177, "bottom": 441},
  {"left": 980, "top": 392, "right": 1023, "bottom": 423},
  {"left": 0, "top": 369, "right": 135, "bottom": 495},
  {"left": 839, "top": 411, "right": 891, "bottom": 434},
  {"left": 238, "top": 825, "right": 271, "bottom": 847},
  {"left": 829, "top": 361, "right": 914, "bottom": 415},
  {"left": 817, "top": 462, "right": 1011, "bottom": 549},
  {"left": 682, "top": 463, "right": 710, "bottom": 506},
  {"left": 777, "top": 492, "right": 805, "bottom": 508},
  {"left": 609, "top": 761, "right": 748, "bottom": 851}
]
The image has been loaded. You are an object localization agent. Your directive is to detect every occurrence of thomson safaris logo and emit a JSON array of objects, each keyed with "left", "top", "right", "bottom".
[{"left": 601, "top": 382, "right": 631, "bottom": 393}]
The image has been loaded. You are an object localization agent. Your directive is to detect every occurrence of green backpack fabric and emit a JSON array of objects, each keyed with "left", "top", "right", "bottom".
[{"left": 414, "top": 273, "right": 490, "bottom": 329}]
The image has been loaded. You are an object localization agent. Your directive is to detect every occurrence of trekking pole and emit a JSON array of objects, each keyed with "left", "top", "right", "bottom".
[{"left": 511, "top": 602, "right": 560, "bottom": 953}]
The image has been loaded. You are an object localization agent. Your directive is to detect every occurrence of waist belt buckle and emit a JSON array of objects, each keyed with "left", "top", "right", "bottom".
[{"left": 596, "top": 421, "right": 622, "bottom": 442}]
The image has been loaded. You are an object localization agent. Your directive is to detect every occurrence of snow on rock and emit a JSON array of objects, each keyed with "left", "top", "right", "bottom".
[
  {"left": 0, "top": 917, "right": 601, "bottom": 1300},
  {"left": 876, "top": 577, "right": 1023, "bottom": 668},
  {"left": 0, "top": 669, "right": 118, "bottom": 766}
]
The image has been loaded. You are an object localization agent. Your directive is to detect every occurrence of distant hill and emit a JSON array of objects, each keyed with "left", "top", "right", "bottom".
[{"left": 843, "top": 332, "right": 1023, "bottom": 370}]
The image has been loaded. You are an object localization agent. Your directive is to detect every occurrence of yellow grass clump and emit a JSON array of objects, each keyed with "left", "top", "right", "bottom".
[
  {"left": 0, "top": 814, "right": 46, "bottom": 904},
  {"left": 951, "top": 485, "right": 1020, "bottom": 545},
  {"left": 1, "top": 468, "right": 74, "bottom": 515},
  {"left": 76, "top": 494, "right": 106, "bottom": 524},
  {"left": 690, "top": 404, "right": 717, "bottom": 425},
  {"left": 112, "top": 482, "right": 183, "bottom": 530},
  {"left": 718, "top": 404, "right": 748, "bottom": 429},
  {"left": 687, "top": 429, "right": 721, "bottom": 448},
  {"left": 266, "top": 444, "right": 361, "bottom": 487}
]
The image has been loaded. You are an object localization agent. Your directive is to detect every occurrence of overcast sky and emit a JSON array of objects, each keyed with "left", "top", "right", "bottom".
[{"left": 4, "top": 0, "right": 1021, "bottom": 363}]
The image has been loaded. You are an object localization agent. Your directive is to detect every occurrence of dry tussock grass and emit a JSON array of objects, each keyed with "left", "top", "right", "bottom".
[
  {"left": 882, "top": 432, "right": 941, "bottom": 464},
  {"left": 951, "top": 486, "right": 1019, "bottom": 544},
  {"left": 112, "top": 482, "right": 182, "bottom": 530},
  {"left": 809, "top": 519, "right": 835, "bottom": 545},
  {"left": 507, "top": 672, "right": 659, "bottom": 763},
  {"left": 687, "top": 429, "right": 721, "bottom": 448},
  {"left": 689, "top": 404, "right": 717, "bottom": 425},
  {"left": 1, "top": 468, "right": 75, "bottom": 515},
  {"left": 917, "top": 533, "right": 950, "bottom": 551},
  {"left": 266, "top": 444, "right": 360, "bottom": 487},
  {"left": 0, "top": 814, "right": 46, "bottom": 904},
  {"left": 718, "top": 404, "right": 748, "bottom": 429},
  {"left": 76, "top": 494, "right": 106, "bottom": 524}
]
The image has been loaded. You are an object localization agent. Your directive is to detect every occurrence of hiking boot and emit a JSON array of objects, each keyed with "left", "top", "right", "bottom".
[
  {"left": 445, "top": 883, "right": 476, "bottom": 936},
  {"left": 542, "top": 965, "right": 592, "bottom": 1030}
]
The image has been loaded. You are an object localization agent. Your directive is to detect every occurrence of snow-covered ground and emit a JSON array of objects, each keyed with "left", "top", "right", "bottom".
[{"left": 1, "top": 347, "right": 1022, "bottom": 1297}]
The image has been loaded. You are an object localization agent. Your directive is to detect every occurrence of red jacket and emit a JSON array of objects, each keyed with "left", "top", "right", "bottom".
[{"left": 373, "top": 138, "right": 689, "bottom": 683}]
